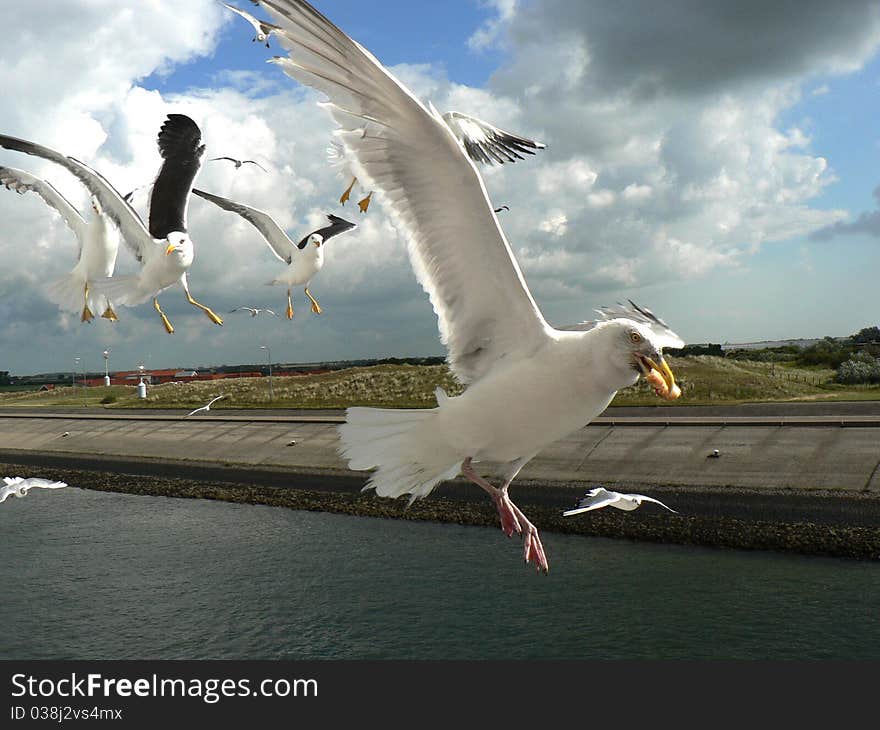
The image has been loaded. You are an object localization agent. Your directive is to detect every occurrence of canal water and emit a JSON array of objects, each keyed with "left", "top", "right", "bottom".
[{"left": 2, "top": 487, "right": 878, "bottom": 659}]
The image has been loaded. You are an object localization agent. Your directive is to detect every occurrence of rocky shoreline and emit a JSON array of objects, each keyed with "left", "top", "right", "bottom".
[{"left": 3, "top": 455, "right": 879, "bottom": 561}]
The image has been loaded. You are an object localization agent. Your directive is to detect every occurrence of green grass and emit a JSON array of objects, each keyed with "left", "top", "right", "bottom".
[{"left": 0, "top": 358, "right": 877, "bottom": 410}]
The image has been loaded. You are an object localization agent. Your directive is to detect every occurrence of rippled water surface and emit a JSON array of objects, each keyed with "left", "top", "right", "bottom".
[{"left": 2, "top": 488, "right": 879, "bottom": 659}]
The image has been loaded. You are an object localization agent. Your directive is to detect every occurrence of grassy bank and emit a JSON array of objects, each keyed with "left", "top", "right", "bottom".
[{"left": 0, "top": 357, "right": 875, "bottom": 410}]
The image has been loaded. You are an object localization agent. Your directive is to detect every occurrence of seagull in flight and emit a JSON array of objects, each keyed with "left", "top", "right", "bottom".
[
  {"left": 192, "top": 187, "right": 356, "bottom": 318},
  {"left": 220, "top": 1, "right": 281, "bottom": 47},
  {"left": 0, "top": 166, "right": 120, "bottom": 323},
  {"left": 1, "top": 477, "right": 68, "bottom": 504},
  {"left": 210, "top": 156, "right": 268, "bottom": 172},
  {"left": 229, "top": 306, "right": 280, "bottom": 317},
  {"left": 562, "top": 487, "right": 677, "bottom": 516},
  {"left": 320, "top": 104, "right": 545, "bottom": 215},
  {"left": 261, "top": 0, "right": 684, "bottom": 573},
  {"left": 0, "top": 115, "right": 224, "bottom": 335},
  {"left": 185, "top": 394, "right": 228, "bottom": 417}
]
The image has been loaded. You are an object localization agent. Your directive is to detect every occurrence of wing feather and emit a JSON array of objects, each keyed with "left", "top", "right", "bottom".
[
  {"left": 0, "top": 166, "right": 86, "bottom": 242},
  {"left": 443, "top": 111, "right": 545, "bottom": 166},
  {"left": 0, "top": 134, "right": 154, "bottom": 262},
  {"left": 262, "top": 0, "right": 551, "bottom": 384},
  {"left": 191, "top": 188, "right": 295, "bottom": 263}
]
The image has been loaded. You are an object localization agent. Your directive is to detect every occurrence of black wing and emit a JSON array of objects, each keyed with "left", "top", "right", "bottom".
[
  {"left": 297, "top": 213, "right": 356, "bottom": 249},
  {"left": 149, "top": 114, "right": 205, "bottom": 239}
]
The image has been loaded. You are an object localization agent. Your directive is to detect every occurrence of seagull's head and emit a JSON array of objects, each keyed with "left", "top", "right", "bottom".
[
  {"left": 90, "top": 197, "right": 102, "bottom": 216},
  {"left": 164, "top": 232, "right": 192, "bottom": 259},
  {"left": 597, "top": 319, "right": 682, "bottom": 401},
  {"left": 310, "top": 234, "right": 323, "bottom": 248},
  {"left": 623, "top": 321, "right": 681, "bottom": 401}
]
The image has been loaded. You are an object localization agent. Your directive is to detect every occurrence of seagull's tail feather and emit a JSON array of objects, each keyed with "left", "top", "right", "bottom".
[
  {"left": 338, "top": 407, "right": 460, "bottom": 504},
  {"left": 89, "top": 275, "right": 152, "bottom": 307},
  {"left": 45, "top": 270, "right": 110, "bottom": 316}
]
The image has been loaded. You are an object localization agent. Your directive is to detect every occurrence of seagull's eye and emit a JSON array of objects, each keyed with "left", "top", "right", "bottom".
[{"left": 629, "top": 332, "right": 642, "bottom": 344}]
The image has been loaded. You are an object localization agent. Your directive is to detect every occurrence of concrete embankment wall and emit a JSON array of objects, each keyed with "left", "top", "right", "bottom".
[{"left": 2, "top": 413, "right": 879, "bottom": 494}]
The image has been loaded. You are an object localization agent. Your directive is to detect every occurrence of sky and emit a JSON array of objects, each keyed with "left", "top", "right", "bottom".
[{"left": 2, "top": 0, "right": 880, "bottom": 376}]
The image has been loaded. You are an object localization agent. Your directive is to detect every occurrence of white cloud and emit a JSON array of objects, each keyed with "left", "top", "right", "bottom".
[{"left": 0, "top": 0, "right": 878, "bottom": 373}]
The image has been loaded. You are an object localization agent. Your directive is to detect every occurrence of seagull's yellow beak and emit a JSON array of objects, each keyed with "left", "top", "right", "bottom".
[
  {"left": 314, "top": 240, "right": 321, "bottom": 248},
  {"left": 637, "top": 353, "right": 680, "bottom": 400},
  {"left": 165, "top": 243, "right": 176, "bottom": 256}
]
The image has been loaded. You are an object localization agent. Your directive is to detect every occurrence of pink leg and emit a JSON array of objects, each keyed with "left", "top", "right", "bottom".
[{"left": 461, "top": 458, "right": 549, "bottom": 573}]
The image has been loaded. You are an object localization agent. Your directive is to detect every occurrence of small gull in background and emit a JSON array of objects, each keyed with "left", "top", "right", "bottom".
[
  {"left": 1, "top": 477, "right": 68, "bottom": 504},
  {"left": 229, "top": 306, "right": 280, "bottom": 317},
  {"left": 193, "top": 187, "right": 356, "bottom": 319},
  {"left": 220, "top": 1, "right": 282, "bottom": 47},
  {"left": 562, "top": 487, "right": 677, "bottom": 516},
  {"left": 185, "top": 395, "right": 229, "bottom": 417},
  {"left": 210, "top": 156, "right": 268, "bottom": 172}
]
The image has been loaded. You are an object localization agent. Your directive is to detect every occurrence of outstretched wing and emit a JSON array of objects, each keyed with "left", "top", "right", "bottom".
[
  {"left": 635, "top": 495, "right": 677, "bottom": 513},
  {"left": 442, "top": 111, "right": 545, "bottom": 166},
  {"left": 149, "top": 114, "right": 205, "bottom": 238},
  {"left": 562, "top": 488, "right": 618, "bottom": 516},
  {"left": 261, "top": 0, "right": 552, "bottom": 385},
  {"left": 0, "top": 166, "right": 86, "bottom": 243},
  {"left": 297, "top": 213, "right": 356, "bottom": 249},
  {"left": 192, "top": 188, "right": 296, "bottom": 263},
  {"left": 0, "top": 134, "right": 155, "bottom": 263}
]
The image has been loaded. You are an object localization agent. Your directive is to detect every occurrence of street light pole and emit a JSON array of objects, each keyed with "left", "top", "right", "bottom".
[
  {"left": 260, "top": 345, "right": 273, "bottom": 401},
  {"left": 103, "top": 350, "right": 110, "bottom": 387},
  {"left": 72, "top": 356, "right": 80, "bottom": 390}
]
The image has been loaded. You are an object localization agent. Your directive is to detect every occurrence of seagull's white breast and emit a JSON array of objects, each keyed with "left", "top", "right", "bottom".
[{"left": 434, "top": 331, "right": 632, "bottom": 464}]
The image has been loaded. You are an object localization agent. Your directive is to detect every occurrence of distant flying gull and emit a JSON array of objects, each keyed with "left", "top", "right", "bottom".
[
  {"left": 210, "top": 156, "right": 268, "bottom": 172},
  {"left": 0, "top": 166, "right": 120, "bottom": 322},
  {"left": 1, "top": 477, "right": 68, "bottom": 504},
  {"left": 185, "top": 394, "right": 228, "bottom": 417},
  {"left": 494, "top": 205, "right": 509, "bottom": 213},
  {"left": 220, "top": 1, "right": 281, "bottom": 47},
  {"left": 0, "top": 115, "right": 224, "bottom": 335},
  {"left": 261, "top": 0, "right": 684, "bottom": 573},
  {"left": 229, "top": 306, "right": 280, "bottom": 317},
  {"left": 192, "top": 187, "right": 356, "bottom": 318},
  {"left": 312, "top": 93, "right": 545, "bottom": 215},
  {"left": 562, "top": 487, "right": 677, "bottom": 516}
]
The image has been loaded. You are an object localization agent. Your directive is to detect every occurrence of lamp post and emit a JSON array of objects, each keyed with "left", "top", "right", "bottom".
[
  {"left": 260, "top": 345, "right": 273, "bottom": 401},
  {"left": 103, "top": 350, "right": 111, "bottom": 387},
  {"left": 137, "top": 362, "right": 147, "bottom": 399},
  {"left": 72, "top": 356, "right": 80, "bottom": 390}
]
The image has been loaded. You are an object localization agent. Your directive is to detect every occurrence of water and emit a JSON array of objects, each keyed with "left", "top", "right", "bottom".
[{"left": 2, "top": 488, "right": 879, "bottom": 659}]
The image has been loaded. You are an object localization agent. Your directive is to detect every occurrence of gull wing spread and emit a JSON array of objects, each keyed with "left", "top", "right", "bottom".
[
  {"left": 149, "top": 114, "right": 205, "bottom": 239},
  {"left": 562, "top": 488, "right": 620, "bottom": 516},
  {"left": 0, "top": 166, "right": 86, "bottom": 243},
  {"left": 296, "top": 213, "right": 356, "bottom": 249},
  {"left": 442, "top": 110, "right": 545, "bottom": 166},
  {"left": 561, "top": 300, "right": 686, "bottom": 350},
  {"left": 1, "top": 476, "right": 68, "bottom": 503},
  {"left": 0, "top": 134, "right": 156, "bottom": 263},
  {"left": 261, "top": 0, "right": 552, "bottom": 384},
  {"left": 191, "top": 188, "right": 296, "bottom": 263}
]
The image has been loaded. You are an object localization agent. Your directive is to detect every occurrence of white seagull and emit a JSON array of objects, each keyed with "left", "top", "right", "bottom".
[
  {"left": 210, "top": 156, "right": 268, "bottom": 172},
  {"left": 220, "top": 1, "right": 281, "bottom": 47},
  {"left": 562, "top": 487, "right": 677, "bottom": 516},
  {"left": 261, "top": 0, "right": 685, "bottom": 574},
  {"left": 192, "top": 187, "right": 356, "bottom": 318},
  {"left": 1, "top": 477, "right": 68, "bottom": 504},
  {"left": 229, "top": 306, "right": 280, "bottom": 317},
  {"left": 0, "top": 115, "right": 224, "bottom": 334},
  {"left": 0, "top": 166, "right": 120, "bottom": 323},
  {"left": 185, "top": 394, "right": 228, "bottom": 417},
  {"left": 321, "top": 100, "right": 545, "bottom": 214}
]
